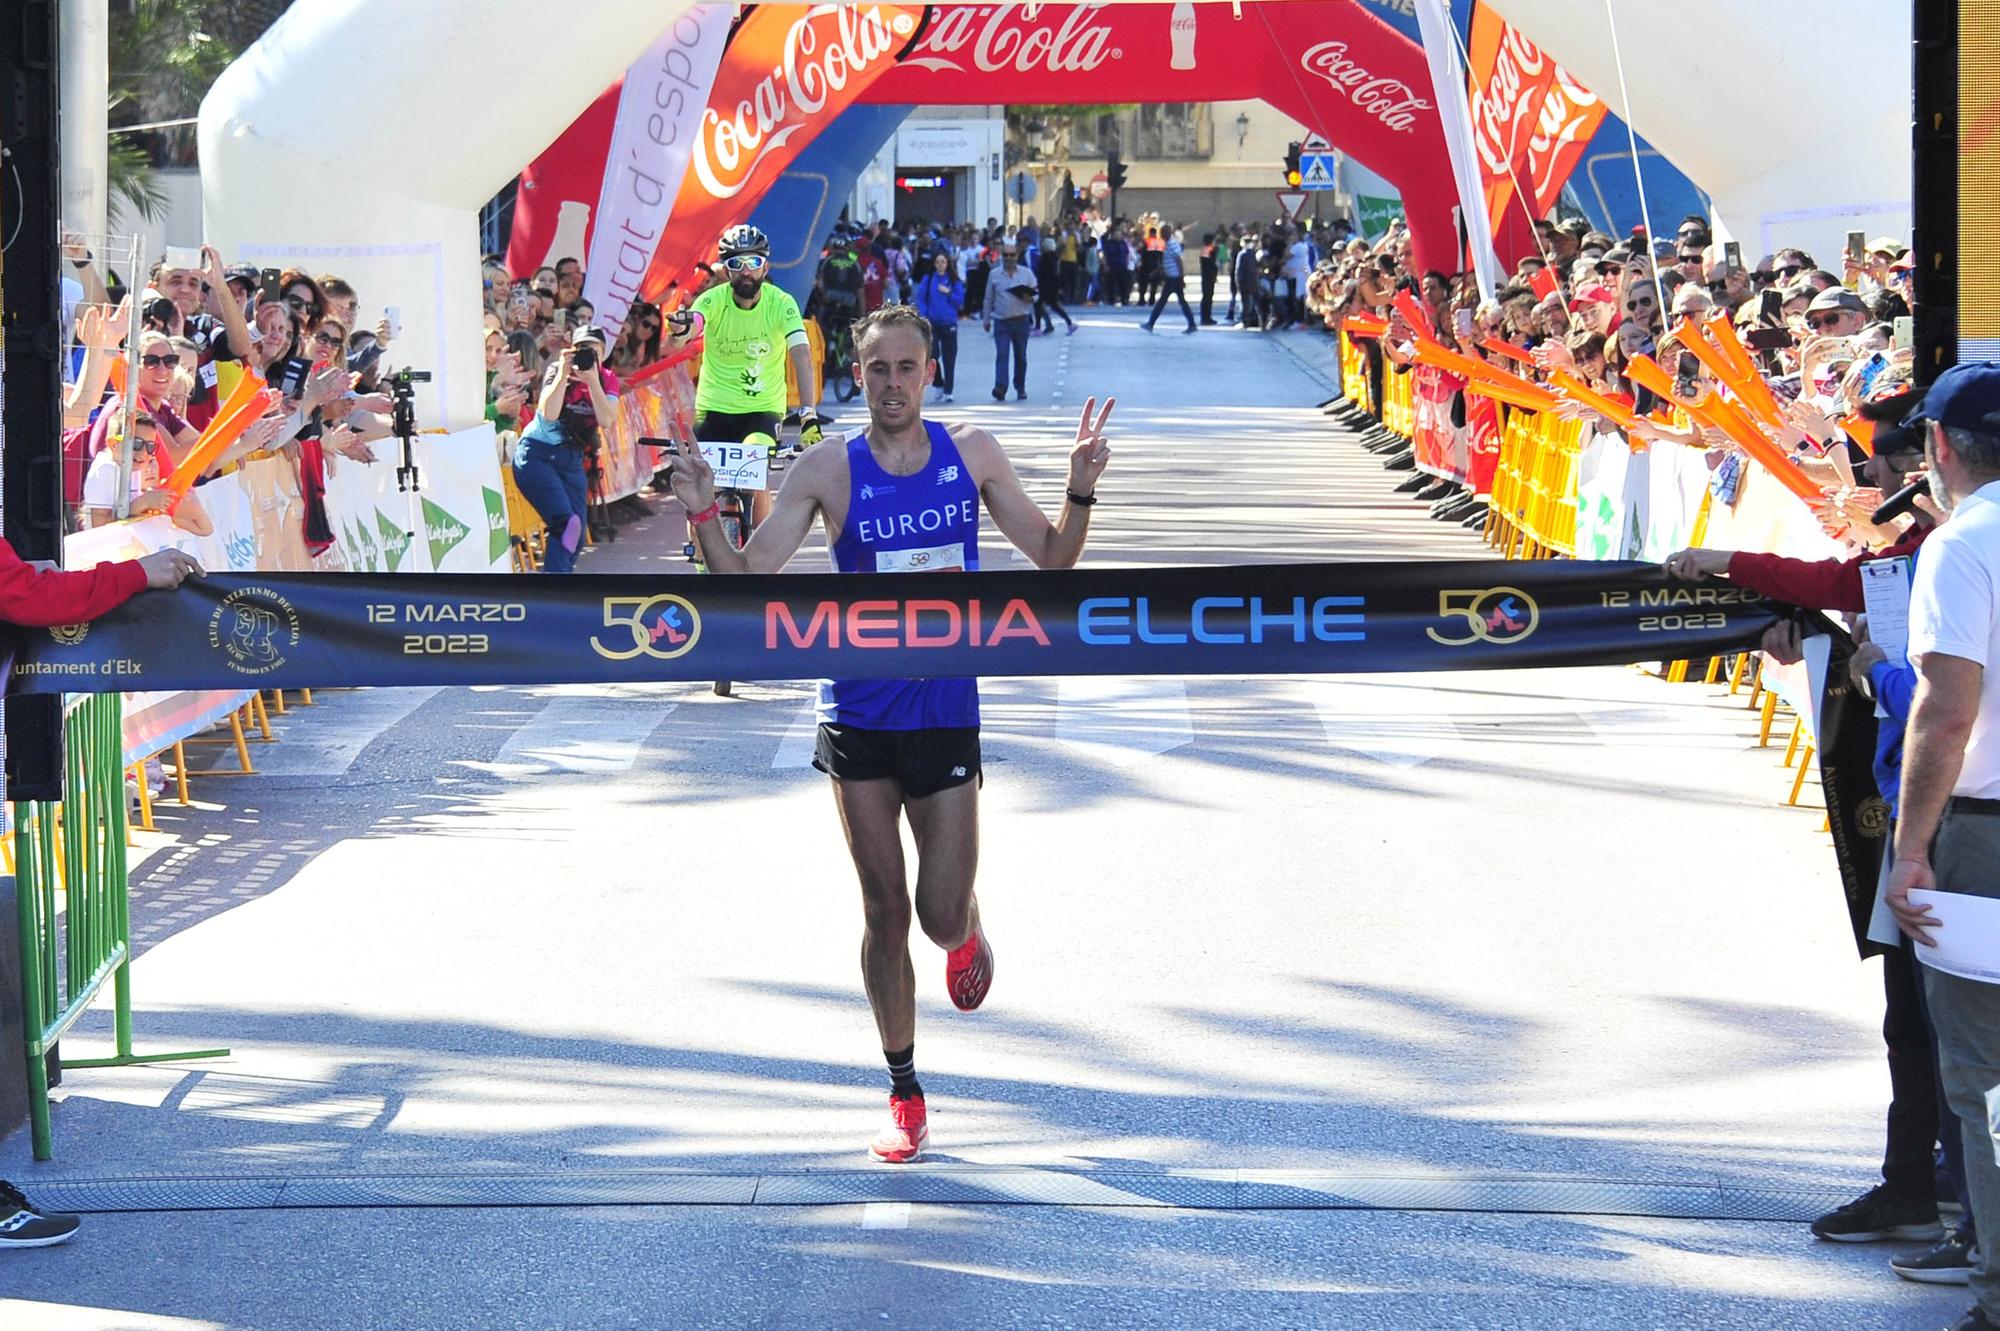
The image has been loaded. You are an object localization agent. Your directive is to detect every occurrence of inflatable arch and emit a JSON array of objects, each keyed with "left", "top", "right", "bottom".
[{"left": 200, "top": 0, "right": 1908, "bottom": 431}]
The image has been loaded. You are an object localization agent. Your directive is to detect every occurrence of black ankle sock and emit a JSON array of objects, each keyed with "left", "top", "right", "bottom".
[{"left": 885, "top": 1044, "right": 922, "bottom": 1100}]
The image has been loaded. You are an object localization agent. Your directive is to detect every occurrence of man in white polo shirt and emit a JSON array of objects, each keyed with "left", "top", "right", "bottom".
[{"left": 1886, "top": 362, "right": 2000, "bottom": 1331}]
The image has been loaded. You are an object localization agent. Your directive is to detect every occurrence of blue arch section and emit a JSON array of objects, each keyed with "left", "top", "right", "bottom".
[{"left": 750, "top": 104, "right": 911, "bottom": 309}]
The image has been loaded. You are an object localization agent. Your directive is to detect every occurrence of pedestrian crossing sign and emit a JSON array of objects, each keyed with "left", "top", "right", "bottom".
[{"left": 1300, "top": 153, "right": 1336, "bottom": 191}]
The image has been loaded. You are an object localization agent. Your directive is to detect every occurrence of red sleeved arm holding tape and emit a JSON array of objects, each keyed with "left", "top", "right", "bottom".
[
  {"left": 0, "top": 538, "right": 147, "bottom": 627},
  {"left": 1724, "top": 525, "right": 1930, "bottom": 613}
]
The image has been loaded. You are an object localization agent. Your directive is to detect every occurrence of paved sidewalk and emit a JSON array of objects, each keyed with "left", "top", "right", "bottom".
[{"left": 0, "top": 312, "right": 1964, "bottom": 1331}]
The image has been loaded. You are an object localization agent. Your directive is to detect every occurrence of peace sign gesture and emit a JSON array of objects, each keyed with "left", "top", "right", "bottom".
[{"left": 1068, "top": 395, "right": 1114, "bottom": 495}]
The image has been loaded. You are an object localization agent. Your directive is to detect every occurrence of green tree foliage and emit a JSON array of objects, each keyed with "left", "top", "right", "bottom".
[{"left": 107, "top": 0, "right": 279, "bottom": 220}]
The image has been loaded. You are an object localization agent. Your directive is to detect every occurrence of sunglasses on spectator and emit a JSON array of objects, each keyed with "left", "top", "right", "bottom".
[
  {"left": 1778, "top": 263, "right": 1804, "bottom": 278},
  {"left": 720, "top": 255, "right": 767, "bottom": 273},
  {"left": 1806, "top": 311, "right": 1850, "bottom": 330},
  {"left": 1625, "top": 295, "right": 1656, "bottom": 312},
  {"left": 1706, "top": 281, "right": 1733, "bottom": 296},
  {"left": 284, "top": 295, "right": 321, "bottom": 316},
  {"left": 313, "top": 331, "right": 342, "bottom": 347},
  {"left": 138, "top": 353, "right": 177, "bottom": 368}
]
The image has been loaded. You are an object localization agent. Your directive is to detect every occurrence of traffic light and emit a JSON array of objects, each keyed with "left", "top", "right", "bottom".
[
  {"left": 1106, "top": 151, "right": 1128, "bottom": 193},
  {"left": 1283, "top": 141, "right": 1303, "bottom": 188}
]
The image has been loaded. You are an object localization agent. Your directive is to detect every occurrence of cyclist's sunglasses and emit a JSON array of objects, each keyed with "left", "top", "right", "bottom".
[{"left": 721, "top": 254, "right": 768, "bottom": 274}]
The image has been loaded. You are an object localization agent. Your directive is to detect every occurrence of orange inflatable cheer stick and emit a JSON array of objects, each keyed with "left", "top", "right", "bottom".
[
  {"left": 1343, "top": 314, "right": 1389, "bottom": 340},
  {"left": 1548, "top": 371, "right": 1648, "bottom": 434},
  {"left": 1626, "top": 355, "right": 1820, "bottom": 502},
  {"left": 1479, "top": 337, "right": 1536, "bottom": 366},
  {"left": 1672, "top": 318, "right": 1783, "bottom": 433},
  {"left": 165, "top": 378, "right": 276, "bottom": 495},
  {"left": 1464, "top": 379, "right": 1555, "bottom": 413},
  {"left": 1841, "top": 412, "right": 1876, "bottom": 458},
  {"left": 1392, "top": 290, "right": 1437, "bottom": 339},
  {"left": 1409, "top": 336, "right": 1558, "bottom": 409},
  {"left": 1702, "top": 313, "right": 1786, "bottom": 428}
]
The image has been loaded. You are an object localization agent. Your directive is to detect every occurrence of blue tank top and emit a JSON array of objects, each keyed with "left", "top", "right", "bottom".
[{"left": 820, "top": 422, "right": 981, "bottom": 729}]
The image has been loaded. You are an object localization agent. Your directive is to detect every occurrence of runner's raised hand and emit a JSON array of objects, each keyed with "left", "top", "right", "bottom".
[
  {"left": 1069, "top": 395, "right": 1114, "bottom": 495},
  {"left": 663, "top": 437, "right": 717, "bottom": 517}
]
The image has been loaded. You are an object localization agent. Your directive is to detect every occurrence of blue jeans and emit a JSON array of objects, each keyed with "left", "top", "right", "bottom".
[
  {"left": 992, "top": 316, "right": 1030, "bottom": 395},
  {"left": 931, "top": 323, "right": 959, "bottom": 395},
  {"left": 511, "top": 435, "right": 587, "bottom": 573}
]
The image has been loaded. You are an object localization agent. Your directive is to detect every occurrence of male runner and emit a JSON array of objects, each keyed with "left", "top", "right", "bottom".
[
  {"left": 684, "top": 225, "right": 827, "bottom": 549},
  {"left": 663, "top": 304, "right": 1114, "bottom": 1163}
]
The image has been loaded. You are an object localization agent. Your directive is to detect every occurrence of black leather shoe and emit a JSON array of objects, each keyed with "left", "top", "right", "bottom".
[
  {"left": 1417, "top": 480, "right": 1460, "bottom": 502},
  {"left": 1393, "top": 472, "right": 1430, "bottom": 493},
  {"left": 1382, "top": 452, "right": 1416, "bottom": 471}
]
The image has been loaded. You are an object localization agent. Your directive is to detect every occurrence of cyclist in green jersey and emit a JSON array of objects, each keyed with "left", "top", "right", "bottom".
[{"left": 685, "top": 225, "right": 827, "bottom": 543}]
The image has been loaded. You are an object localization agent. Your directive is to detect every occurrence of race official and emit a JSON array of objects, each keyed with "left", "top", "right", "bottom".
[
  {"left": 1883, "top": 363, "right": 2000, "bottom": 1331},
  {"left": 0, "top": 534, "right": 203, "bottom": 1250}
]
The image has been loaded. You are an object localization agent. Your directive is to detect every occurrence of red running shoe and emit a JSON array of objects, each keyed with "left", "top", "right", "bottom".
[
  {"left": 945, "top": 927, "right": 994, "bottom": 1011},
  {"left": 869, "top": 1094, "right": 929, "bottom": 1164}
]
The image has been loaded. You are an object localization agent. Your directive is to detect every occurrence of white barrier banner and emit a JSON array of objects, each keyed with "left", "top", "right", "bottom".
[
  {"left": 584, "top": 9, "right": 732, "bottom": 331},
  {"left": 324, "top": 424, "right": 510, "bottom": 574}
]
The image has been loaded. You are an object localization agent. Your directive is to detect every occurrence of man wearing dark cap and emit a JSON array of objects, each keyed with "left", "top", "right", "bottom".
[
  {"left": 1665, "top": 398, "right": 1955, "bottom": 1258},
  {"left": 222, "top": 263, "right": 263, "bottom": 317},
  {"left": 1806, "top": 286, "right": 1870, "bottom": 338},
  {"left": 1886, "top": 363, "right": 2000, "bottom": 1331}
]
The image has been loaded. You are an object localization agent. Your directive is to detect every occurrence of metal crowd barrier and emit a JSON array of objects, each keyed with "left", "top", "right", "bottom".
[{"left": 14, "top": 694, "right": 228, "bottom": 1160}]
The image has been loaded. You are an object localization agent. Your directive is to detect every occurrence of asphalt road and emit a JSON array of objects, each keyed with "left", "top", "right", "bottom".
[{"left": 0, "top": 307, "right": 1965, "bottom": 1331}]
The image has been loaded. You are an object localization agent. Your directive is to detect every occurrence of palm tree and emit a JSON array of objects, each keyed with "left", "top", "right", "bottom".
[{"left": 107, "top": 0, "right": 282, "bottom": 221}]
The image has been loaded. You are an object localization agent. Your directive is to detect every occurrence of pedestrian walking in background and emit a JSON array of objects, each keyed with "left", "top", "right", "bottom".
[
  {"left": 982, "top": 243, "right": 1037, "bottom": 401},
  {"left": 1036, "top": 242, "right": 1077, "bottom": 336},
  {"left": 1199, "top": 231, "right": 1220, "bottom": 326},
  {"left": 1142, "top": 224, "right": 1197, "bottom": 335},
  {"left": 912, "top": 251, "right": 965, "bottom": 403}
]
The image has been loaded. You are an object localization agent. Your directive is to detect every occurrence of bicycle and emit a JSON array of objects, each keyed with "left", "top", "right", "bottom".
[
  {"left": 822, "top": 306, "right": 861, "bottom": 403},
  {"left": 704, "top": 428, "right": 781, "bottom": 697}
]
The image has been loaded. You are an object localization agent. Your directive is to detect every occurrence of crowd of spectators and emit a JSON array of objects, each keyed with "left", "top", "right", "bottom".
[
  {"left": 1313, "top": 206, "right": 2000, "bottom": 1325},
  {"left": 59, "top": 233, "right": 399, "bottom": 547}
]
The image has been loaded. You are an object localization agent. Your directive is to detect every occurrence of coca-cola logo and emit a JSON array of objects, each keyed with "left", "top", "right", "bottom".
[
  {"left": 1300, "top": 41, "right": 1432, "bottom": 134},
  {"left": 905, "top": 3, "right": 1119, "bottom": 75},
  {"left": 690, "top": 4, "right": 916, "bottom": 201},
  {"left": 1470, "top": 30, "right": 1548, "bottom": 175},
  {"left": 1524, "top": 68, "right": 1603, "bottom": 199}
]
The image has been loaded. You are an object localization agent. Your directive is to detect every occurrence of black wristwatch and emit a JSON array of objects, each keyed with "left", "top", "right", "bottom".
[{"left": 1066, "top": 488, "right": 1097, "bottom": 507}]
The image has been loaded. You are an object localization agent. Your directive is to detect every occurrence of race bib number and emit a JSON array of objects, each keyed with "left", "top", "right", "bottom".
[
  {"left": 876, "top": 543, "right": 965, "bottom": 574},
  {"left": 698, "top": 441, "right": 770, "bottom": 492}
]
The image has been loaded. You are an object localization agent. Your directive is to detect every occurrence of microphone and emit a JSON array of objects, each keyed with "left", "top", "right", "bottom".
[{"left": 1870, "top": 475, "right": 1930, "bottom": 526}]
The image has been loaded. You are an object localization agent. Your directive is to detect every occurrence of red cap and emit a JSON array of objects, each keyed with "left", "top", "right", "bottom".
[{"left": 1572, "top": 282, "right": 1617, "bottom": 305}]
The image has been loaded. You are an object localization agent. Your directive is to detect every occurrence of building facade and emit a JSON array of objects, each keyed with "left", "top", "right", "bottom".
[{"left": 849, "top": 101, "right": 1352, "bottom": 237}]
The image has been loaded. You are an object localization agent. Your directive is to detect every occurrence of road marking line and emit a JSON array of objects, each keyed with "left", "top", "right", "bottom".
[
  {"left": 1307, "top": 680, "right": 1463, "bottom": 768},
  {"left": 1056, "top": 676, "right": 1193, "bottom": 767},
  {"left": 860, "top": 1201, "right": 911, "bottom": 1229},
  {"left": 484, "top": 696, "right": 677, "bottom": 775},
  {"left": 774, "top": 699, "right": 820, "bottom": 769}
]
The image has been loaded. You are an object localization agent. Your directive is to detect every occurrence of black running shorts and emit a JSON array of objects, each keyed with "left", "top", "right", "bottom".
[
  {"left": 813, "top": 724, "right": 982, "bottom": 798},
  {"left": 694, "top": 409, "right": 782, "bottom": 443}
]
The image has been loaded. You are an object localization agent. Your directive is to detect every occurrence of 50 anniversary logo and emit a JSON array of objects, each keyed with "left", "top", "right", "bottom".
[{"left": 10, "top": 564, "right": 1782, "bottom": 695}]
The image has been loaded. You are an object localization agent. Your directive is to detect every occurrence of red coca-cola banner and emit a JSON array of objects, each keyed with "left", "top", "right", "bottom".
[
  {"left": 512, "top": 2, "right": 1465, "bottom": 286},
  {"left": 1411, "top": 364, "right": 1499, "bottom": 492},
  {"left": 1463, "top": 2, "right": 1608, "bottom": 264},
  {"left": 639, "top": 2, "right": 927, "bottom": 299},
  {"left": 863, "top": 1, "right": 1457, "bottom": 269}
]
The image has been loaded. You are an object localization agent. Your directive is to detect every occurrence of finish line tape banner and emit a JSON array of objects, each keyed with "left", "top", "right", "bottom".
[{"left": 9, "top": 560, "right": 1784, "bottom": 695}]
